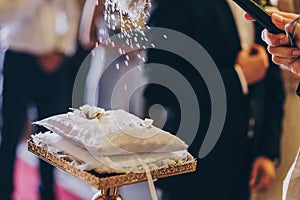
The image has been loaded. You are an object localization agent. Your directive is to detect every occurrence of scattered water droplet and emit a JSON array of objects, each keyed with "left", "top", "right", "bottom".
[
  {"left": 124, "top": 60, "right": 129, "bottom": 66},
  {"left": 118, "top": 48, "right": 123, "bottom": 55}
]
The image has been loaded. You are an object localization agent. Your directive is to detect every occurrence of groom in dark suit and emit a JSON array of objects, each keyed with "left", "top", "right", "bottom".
[{"left": 143, "top": 0, "right": 285, "bottom": 199}]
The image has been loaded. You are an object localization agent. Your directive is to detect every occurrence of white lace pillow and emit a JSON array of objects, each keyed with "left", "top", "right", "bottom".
[{"left": 33, "top": 105, "right": 188, "bottom": 156}]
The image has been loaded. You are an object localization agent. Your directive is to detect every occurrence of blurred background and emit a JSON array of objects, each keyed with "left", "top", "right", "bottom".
[{"left": 0, "top": 0, "right": 299, "bottom": 199}]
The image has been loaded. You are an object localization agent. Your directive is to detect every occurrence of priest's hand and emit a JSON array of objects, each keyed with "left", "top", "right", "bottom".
[{"left": 245, "top": 11, "right": 300, "bottom": 75}]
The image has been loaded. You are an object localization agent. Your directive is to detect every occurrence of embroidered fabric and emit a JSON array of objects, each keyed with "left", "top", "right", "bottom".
[{"left": 31, "top": 132, "right": 194, "bottom": 174}]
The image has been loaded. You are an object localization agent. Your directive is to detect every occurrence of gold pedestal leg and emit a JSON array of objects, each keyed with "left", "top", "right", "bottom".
[{"left": 92, "top": 188, "right": 123, "bottom": 200}]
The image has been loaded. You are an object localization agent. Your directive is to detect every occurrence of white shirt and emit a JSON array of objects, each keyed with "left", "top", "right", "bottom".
[
  {"left": 227, "top": 0, "right": 255, "bottom": 50},
  {"left": 0, "top": 0, "right": 81, "bottom": 56}
]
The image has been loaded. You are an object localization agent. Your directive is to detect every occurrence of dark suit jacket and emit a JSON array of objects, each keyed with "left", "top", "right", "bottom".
[{"left": 144, "top": 0, "right": 285, "bottom": 199}]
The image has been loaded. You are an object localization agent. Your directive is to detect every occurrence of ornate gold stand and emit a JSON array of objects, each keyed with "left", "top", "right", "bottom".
[
  {"left": 27, "top": 139, "right": 197, "bottom": 200},
  {"left": 92, "top": 188, "right": 123, "bottom": 200}
]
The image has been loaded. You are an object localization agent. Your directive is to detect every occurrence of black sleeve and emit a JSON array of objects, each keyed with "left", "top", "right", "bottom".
[
  {"left": 260, "top": 62, "right": 285, "bottom": 161},
  {"left": 251, "top": 22, "right": 286, "bottom": 162}
]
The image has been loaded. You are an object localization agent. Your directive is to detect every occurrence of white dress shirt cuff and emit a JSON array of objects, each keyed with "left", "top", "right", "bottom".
[{"left": 234, "top": 64, "right": 249, "bottom": 95}]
